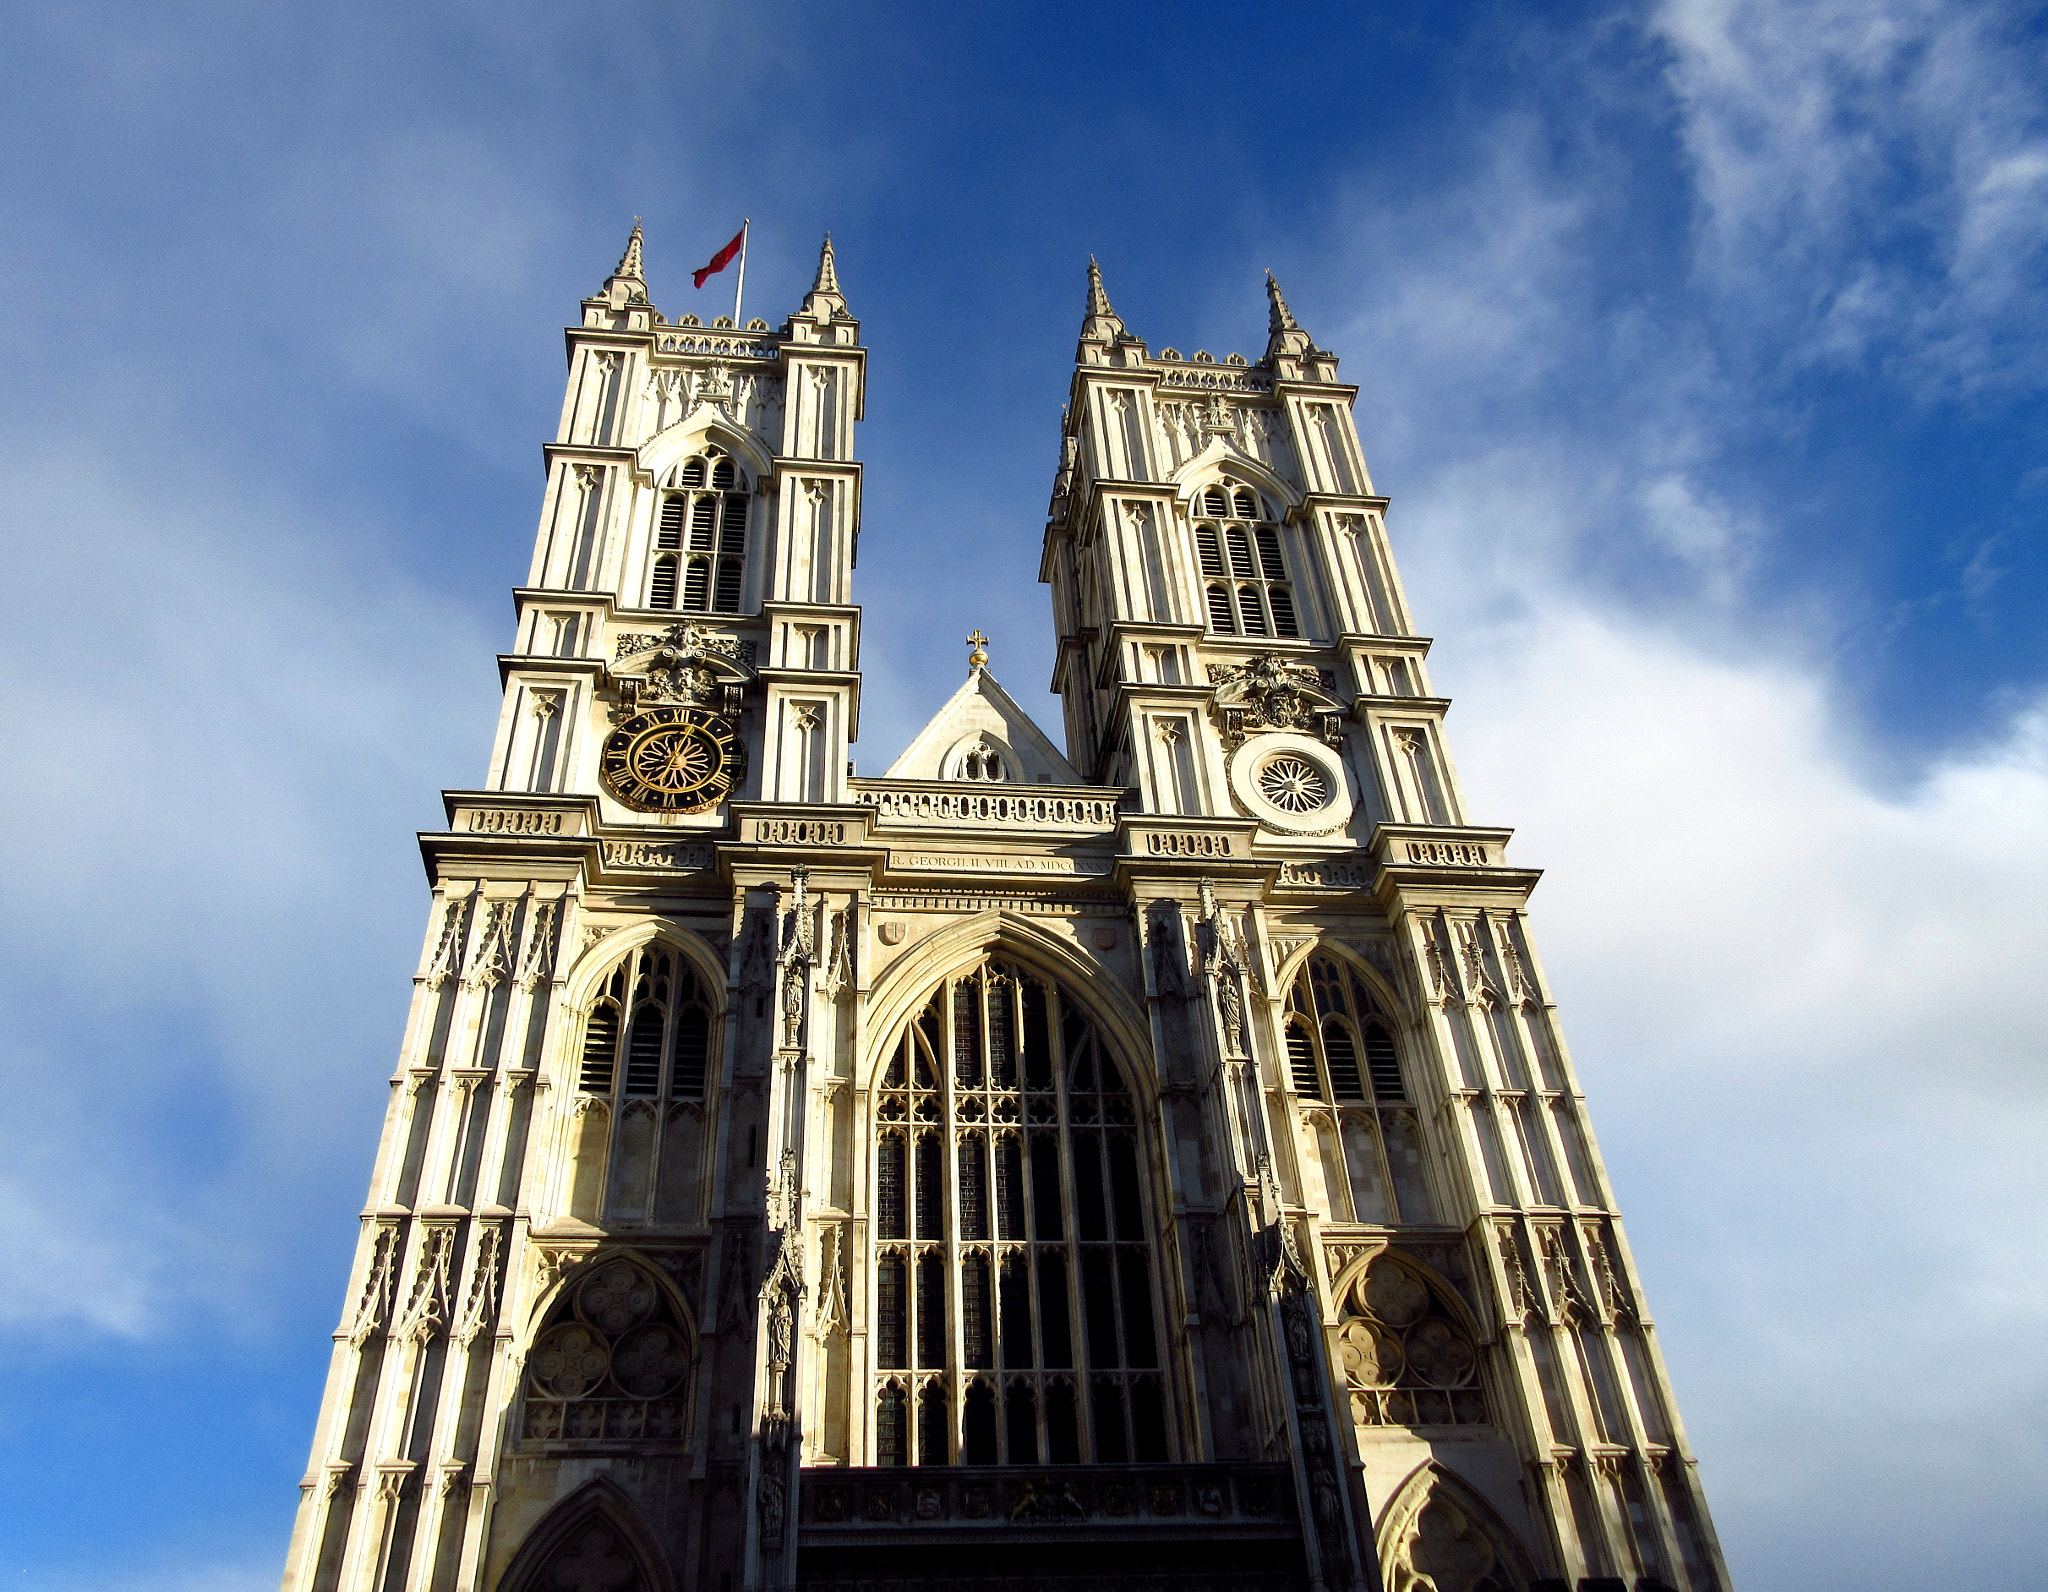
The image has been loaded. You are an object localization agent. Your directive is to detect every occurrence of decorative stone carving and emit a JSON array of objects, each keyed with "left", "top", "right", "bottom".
[
  {"left": 813, "top": 1222, "right": 850, "bottom": 1338},
  {"left": 718, "top": 1222, "right": 758, "bottom": 1333},
  {"left": 1338, "top": 1258, "right": 1488, "bottom": 1429},
  {"left": 424, "top": 895, "right": 471, "bottom": 990},
  {"left": 349, "top": 1225, "right": 400, "bottom": 1346},
  {"left": 607, "top": 622, "right": 756, "bottom": 720},
  {"left": 1209, "top": 653, "right": 1347, "bottom": 749},
  {"left": 465, "top": 900, "right": 518, "bottom": 991},
  {"left": 451, "top": 1223, "right": 505, "bottom": 1348},
  {"left": 516, "top": 900, "right": 559, "bottom": 991},
  {"left": 1583, "top": 1226, "right": 1633, "bottom": 1323},
  {"left": 397, "top": 1226, "right": 455, "bottom": 1345}
]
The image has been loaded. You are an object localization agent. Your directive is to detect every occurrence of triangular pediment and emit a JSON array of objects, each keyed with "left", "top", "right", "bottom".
[{"left": 883, "top": 668, "right": 1084, "bottom": 785}]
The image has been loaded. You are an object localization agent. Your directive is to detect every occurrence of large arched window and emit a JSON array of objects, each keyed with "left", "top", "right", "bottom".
[
  {"left": 570, "top": 942, "right": 718, "bottom": 1227},
  {"left": 1192, "top": 480, "right": 1298, "bottom": 639},
  {"left": 650, "top": 449, "right": 748, "bottom": 614},
  {"left": 1284, "top": 953, "right": 1434, "bottom": 1224},
  {"left": 871, "top": 957, "right": 1169, "bottom": 1467}
]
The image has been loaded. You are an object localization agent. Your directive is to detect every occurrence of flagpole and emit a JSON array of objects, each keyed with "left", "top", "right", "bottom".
[{"left": 733, "top": 218, "right": 750, "bottom": 327}]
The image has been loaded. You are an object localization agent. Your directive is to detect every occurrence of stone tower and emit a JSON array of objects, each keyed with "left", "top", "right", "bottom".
[{"left": 281, "top": 234, "right": 1730, "bottom": 1592}]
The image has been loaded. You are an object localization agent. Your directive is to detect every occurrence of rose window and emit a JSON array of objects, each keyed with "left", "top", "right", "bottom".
[
  {"left": 1257, "top": 754, "right": 1330, "bottom": 813},
  {"left": 522, "top": 1258, "right": 693, "bottom": 1444}
]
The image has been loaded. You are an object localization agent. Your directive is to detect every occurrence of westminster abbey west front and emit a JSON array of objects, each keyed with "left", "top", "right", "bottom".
[{"left": 280, "top": 229, "right": 1731, "bottom": 1592}]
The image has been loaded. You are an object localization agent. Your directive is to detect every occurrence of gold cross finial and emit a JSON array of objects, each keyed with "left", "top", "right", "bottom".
[{"left": 966, "top": 630, "right": 989, "bottom": 669}]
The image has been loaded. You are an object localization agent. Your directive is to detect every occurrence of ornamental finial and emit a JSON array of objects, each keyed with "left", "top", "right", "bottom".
[{"left": 966, "top": 630, "right": 989, "bottom": 670}]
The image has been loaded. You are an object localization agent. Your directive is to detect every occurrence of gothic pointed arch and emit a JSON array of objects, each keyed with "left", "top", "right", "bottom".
[
  {"left": 1331, "top": 1249, "right": 1491, "bottom": 1430},
  {"left": 555, "top": 927, "right": 725, "bottom": 1227},
  {"left": 638, "top": 411, "right": 774, "bottom": 485},
  {"left": 497, "top": 1476, "right": 675, "bottom": 1592},
  {"left": 1269, "top": 938, "right": 1403, "bottom": 1017},
  {"left": 1374, "top": 1461, "right": 1539, "bottom": 1592},
  {"left": 516, "top": 1251, "right": 698, "bottom": 1446},
  {"left": 563, "top": 919, "right": 727, "bottom": 1018},
  {"left": 1275, "top": 941, "right": 1437, "bottom": 1226},
  {"left": 1168, "top": 439, "right": 1302, "bottom": 511},
  {"left": 862, "top": 940, "right": 1176, "bottom": 1467},
  {"left": 521, "top": 1243, "right": 702, "bottom": 1341},
  {"left": 861, "top": 910, "right": 1153, "bottom": 1097}
]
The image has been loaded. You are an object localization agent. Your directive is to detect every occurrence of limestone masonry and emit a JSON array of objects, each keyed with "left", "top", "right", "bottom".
[{"left": 281, "top": 228, "right": 1730, "bottom": 1592}]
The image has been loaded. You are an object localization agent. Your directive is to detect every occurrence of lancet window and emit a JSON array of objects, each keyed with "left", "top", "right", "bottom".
[
  {"left": 520, "top": 1257, "right": 694, "bottom": 1444},
  {"left": 1285, "top": 954, "right": 1435, "bottom": 1224},
  {"left": 577, "top": 945, "right": 715, "bottom": 1104},
  {"left": 949, "top": 738, "right": 1007, "bottom": 782},
  {"left": 872, "top": 959, "right": 1169, "bottom": 1467},
  {"left": 650, "top": 450, "right": 748, "bottom": 614},
  {"left": 1192, "top": 482, "right": 1299, "bottom": 639}
]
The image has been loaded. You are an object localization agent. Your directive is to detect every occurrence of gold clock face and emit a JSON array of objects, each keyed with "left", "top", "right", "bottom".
[{"left": 600, "top": 707, "right": 745, "bottom": 813}]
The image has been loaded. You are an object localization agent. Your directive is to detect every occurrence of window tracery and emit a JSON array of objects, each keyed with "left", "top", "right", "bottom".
[
  {"left": 520, "top": 1257, "right": 694, "bottom": 1443},
  {"left": 578, "top": 945, "right": 715, "bottom": 1103},
  {"left": 871, "top": 958, "right": 1169, "bottom": 1466},
  {"left": 1379, "top": 1470, "right": 1522, "bottom": 1592},
  {"left": 1336, "top": 1257, "right": 1488, "bottom": 1429},
  {"left": 1191, "top": 482, "right": 1298, "bottom": 638},
  {"left": 650, "top": 450, "right": 748, "bottom": 614},
  {"left": 1285, "top": 954, "right": 1433, "bottom": 1223}
]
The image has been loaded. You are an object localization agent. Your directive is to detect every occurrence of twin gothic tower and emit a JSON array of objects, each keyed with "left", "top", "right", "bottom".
[{"left": 281, "top": 228, "right": 1730, "bottom": 1592}]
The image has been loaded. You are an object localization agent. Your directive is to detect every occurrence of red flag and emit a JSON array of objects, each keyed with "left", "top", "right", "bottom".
[{"left": 693, "top": 226, "right": 746, "bottom": 288}]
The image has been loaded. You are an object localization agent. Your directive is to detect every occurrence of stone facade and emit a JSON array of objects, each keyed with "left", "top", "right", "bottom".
[{"left": 280, "top": 230, "right": 1731, "bottom": 1592}]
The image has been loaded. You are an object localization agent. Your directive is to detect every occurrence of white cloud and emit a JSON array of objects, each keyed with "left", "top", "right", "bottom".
[
  {"left": 1655, "top": 0, "right": 2048, "bottom": 394},
  {"left": 1441, "top": 599, "right": 2048, "bottom": 1587},
  {"left": 1305, "top": 11, "right": 2048, "bottom": 1580},
  {"left": 0, "top": 444, "right": 494, "bottom": 1334}
]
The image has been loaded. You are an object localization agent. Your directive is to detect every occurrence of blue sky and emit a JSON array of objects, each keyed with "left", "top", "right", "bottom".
[{"left": 1, "top": 2, "right": 2044, "bottom": 1588}]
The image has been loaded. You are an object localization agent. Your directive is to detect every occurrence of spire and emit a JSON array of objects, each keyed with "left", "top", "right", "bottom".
[
  {"left": 1087, "top": 256, "right": 1114, "bottom": 318},
  {"left": 617, "top": 219, "right": 646, "bottom": 283},
  {"left": 1262, "top": 270, "right": 1314, "bottom": 364},
  {"left": 1078, "top": 255, "right": 1127, "bottom": 352},
  {"left": 1265, "top": 272, "right": 1299, "bottom": 334},
  {"left": 597, "top": 218, "right": 652, "bottom": 311},
  {"left": 794, "top": 231, "right": 852, "bottom": 325}
]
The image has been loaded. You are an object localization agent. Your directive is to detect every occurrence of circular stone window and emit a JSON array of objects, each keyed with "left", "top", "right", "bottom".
[
  {"left": 1228, "top": 733, "right": 1355, "bottom": 835},
  {"left": 1258, "top": 754, "right": 1330, "bottom": 813}
]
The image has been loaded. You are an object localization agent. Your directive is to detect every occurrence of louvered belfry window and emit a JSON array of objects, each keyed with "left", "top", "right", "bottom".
[
  {"left": 1192, "top": 481, "right": 1299, "bottom": 639},
  {"left": 650, "top": 450, "right": 748, "bottom": 614},
  {"left": 576, "top": 944, "right": 714, "bottom": 1103},
  {"left": 1283, "top": 952, "right": 1435, "bottom": 1224},
  {"left": 872, "top": 958, "right": 1169, "bottom": 1466}
]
